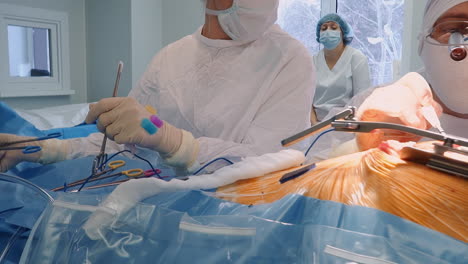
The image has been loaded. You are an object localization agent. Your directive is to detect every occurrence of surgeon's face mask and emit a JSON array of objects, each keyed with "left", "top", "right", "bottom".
[
  {"left": 205, "top": 0, "right": 279, "bottom": 42},
  {"left": 319, "top": 30, "right": 342, "bottom": 50},
  {"left": 421, "top": 21, "right": 468, "bottom": 114}
]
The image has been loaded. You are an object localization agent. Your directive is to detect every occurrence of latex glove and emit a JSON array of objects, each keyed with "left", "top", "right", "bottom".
[
  {"left": 355, "top": 72, "right": 443, "bottom": 151},
  {"left": 85, "top": 97, "right": 199, "bottom": 168},
  {"left": 0, "top": 134, "right": 68, "bottom": 172}
]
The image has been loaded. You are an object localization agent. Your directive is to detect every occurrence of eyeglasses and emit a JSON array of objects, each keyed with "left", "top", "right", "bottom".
[{"left": 425, "top": 20, "right": 468, "bottom": 46}]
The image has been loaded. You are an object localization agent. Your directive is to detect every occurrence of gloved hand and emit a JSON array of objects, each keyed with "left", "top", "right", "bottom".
[
  {"left": 0, "top": 134, "right": 69, "bottom": 172},
  {"left": 355, "top": 72, "right": 443, "bottom": 151},
  {"left": 85, "top": 97, "right": 199, "bottom": 168}
]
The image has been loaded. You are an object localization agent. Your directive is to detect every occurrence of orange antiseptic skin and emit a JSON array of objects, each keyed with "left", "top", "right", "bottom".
[{"left": 216, "top": 142, "right": 468, "bottom": 242}]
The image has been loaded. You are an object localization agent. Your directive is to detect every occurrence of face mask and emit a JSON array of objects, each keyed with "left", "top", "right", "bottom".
[
  {"left": 205, "top": 0, "right": 279, "bottom": 42},
  {"left": 319, "top": 30, "right": 342, "bottom": 50},
  {"left": 421, "top": 39, "right": 468, "bottom": 114}
]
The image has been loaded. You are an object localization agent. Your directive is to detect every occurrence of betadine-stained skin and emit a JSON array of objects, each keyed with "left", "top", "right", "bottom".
[{"left": 216, "top": 141, "right": 468, "bottom": 242}]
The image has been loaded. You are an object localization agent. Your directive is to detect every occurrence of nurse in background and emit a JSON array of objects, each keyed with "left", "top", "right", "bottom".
[{"left": 312, "top": 13, "right": 371, "bottom": 123}]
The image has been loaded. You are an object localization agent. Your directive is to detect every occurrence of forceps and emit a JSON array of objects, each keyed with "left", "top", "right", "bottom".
[
  {"left": 92, "top": 61, "right": 124, "bottom": 174},
  {"left": 0, "top": 133, "right": 62, "bottom": 154},
  {"left": 51, "top": 160, "right": 126, "bottom": 192}
]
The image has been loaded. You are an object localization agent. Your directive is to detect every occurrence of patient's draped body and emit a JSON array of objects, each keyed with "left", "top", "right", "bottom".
[{"left": 216, "top": 143, "right": 468, "bottom": 242}]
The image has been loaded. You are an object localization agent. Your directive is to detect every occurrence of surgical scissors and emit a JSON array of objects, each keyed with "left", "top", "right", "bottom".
[
  {"left": 92, "top": 61, "right": 124, "bottom": 174},
  {"left": 51, "top": 160, "right": 126, "bottom": 192},
  {"left": 0, "top": 133, "right": 62, "bottom": 154}
]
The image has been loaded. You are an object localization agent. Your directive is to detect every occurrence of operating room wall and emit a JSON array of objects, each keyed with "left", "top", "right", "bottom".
[
  {"left": 86, "top": 0, "right": 203, "bottom": 102},
  {"left": 161, "top": 0, "right": 205, "bottom": 46},
  {"left": 86, "top": 0, "right": 132, "bottom": 102},
  {"left": 0, "top": 0, "right": 87, "bottom": 109},
  {"left": 401, "top": 0, "right": 428, "bottom": 75},
  {"left": 86, "top": 0, "right": 163, "bottom": 102},
  {"left": 131, "top": 0, "right": 163, "bottom": 88}
]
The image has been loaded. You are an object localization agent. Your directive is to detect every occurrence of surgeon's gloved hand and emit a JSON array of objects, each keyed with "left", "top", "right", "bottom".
[
  {"left": 0, "top": 134, "right": 69, "bottom": 172},
  {"left": 85, "top": 97, "right": 199, "bottom": 169},
  {"left": 355, "top": 72, "right": 443, "bottom": 151}
]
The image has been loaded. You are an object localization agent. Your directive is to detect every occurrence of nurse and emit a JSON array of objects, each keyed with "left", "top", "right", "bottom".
[{"left": 312, "top": 13, "right": 371, "bottom": 122}]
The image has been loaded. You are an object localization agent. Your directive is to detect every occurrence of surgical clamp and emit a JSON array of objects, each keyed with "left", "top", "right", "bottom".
[{"left": 0, "top": 133, "right": 62, "bottom": 154}]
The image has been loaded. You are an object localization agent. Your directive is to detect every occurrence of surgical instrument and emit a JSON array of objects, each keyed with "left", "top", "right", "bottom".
[
  {"left": 66, "top": 168, "right": 145, "bottom": 192},
  {"left": 400, "top": 143, "right": 468, "bottom": 179},
  {"left": 282, "top": 106, "right": 468, "bottom": 177},
  {"left": 281, "top": 107, "right": 356, "bottom": 147},
  {"left": 0, "top": 132, "right": 61, "bottom": 154},
  {"left": 72, "top": 169, "right": 160, "bottom": 191},
  {"left": 283, "top": 107, "right": 468, "bottom": 148},
  {"left": 279, "top": 163, "right": 316, "bottom": 184},
  {"left": 421, "top": 106, "right": 446, "bottom": 135},
  {"left": 51, "top": 160, "right": 126, "bottom": 192},
  {"left": 92, "top": 61, "right": 124, "bottom": 175}
]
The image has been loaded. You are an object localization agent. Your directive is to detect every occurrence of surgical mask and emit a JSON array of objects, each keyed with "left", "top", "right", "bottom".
[
  {"left": 421, "top": 39, "right": 468, "bottom": 114},
  {"left": 205, "top": 0, "right": 279, "bottom": 42},
  {"left": 319, "top": 30, "right": 342, "bottom": 50}
]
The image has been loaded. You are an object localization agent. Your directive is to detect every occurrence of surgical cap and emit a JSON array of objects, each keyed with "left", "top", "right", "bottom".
[
  {"left": 316, "top": 13, "right": 354, "bottom": 45},
  {"left": 418, "top": 0, "right": 468, "bottom": 55}
]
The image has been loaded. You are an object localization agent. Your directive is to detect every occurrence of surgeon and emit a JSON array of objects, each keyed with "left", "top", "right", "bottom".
[
  {"left": 349, "top": 0, "right": 468, "bottom": 152},
  {"left": 0, "top": 0, "right": 315, "bottom": 172},
  {"left": 312, "top": 13, "right": 371, "bottom": 123}
]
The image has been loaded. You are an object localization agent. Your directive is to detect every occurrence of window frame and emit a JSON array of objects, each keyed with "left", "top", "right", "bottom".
[{"left": 0, "top": 3, "right": 73, "bottom": 98}]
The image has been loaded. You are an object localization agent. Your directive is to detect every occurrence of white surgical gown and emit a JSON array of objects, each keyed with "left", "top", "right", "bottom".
[
  {"left": 68, "top": 25, "right": 315, "bottom": 165},
  {"left": 313, "top": 46, "right": 370, "bottom": 121}
]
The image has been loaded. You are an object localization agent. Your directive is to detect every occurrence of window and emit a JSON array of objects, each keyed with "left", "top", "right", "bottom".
[
  {"left": 337, "top": 0, "right": 404, "bottom": 85},
  {"left": 277, "top": 0, "right": 405, "bottom": 86},
  {"left": 0, "top": 4, "right": 73, "bottom": 97},
  {"left": 8, "top": 25, "right": 52, "bottom": 78},
  {"left": 277, "top": 0, "right": 322, "bottom": 55}
]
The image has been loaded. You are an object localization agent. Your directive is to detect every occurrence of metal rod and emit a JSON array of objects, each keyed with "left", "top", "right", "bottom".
[
  {"left": 331, "top": 120, "right": 468, "bottom": 148},
  {"left": 94, "top": 61, "right": 124, "bottom": 173},
  {"left": 281, "top": 107, "right": 355, "bottom": 147}
]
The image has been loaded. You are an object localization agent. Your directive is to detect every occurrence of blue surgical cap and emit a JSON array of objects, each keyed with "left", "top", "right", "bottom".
[{"left": 316, "top": 13, "right": 354, "bottom": 45}]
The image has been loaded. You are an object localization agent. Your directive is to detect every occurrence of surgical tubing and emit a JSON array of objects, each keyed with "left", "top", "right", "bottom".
[
  {"left": 0, "top": 173, "right": 53, "bottom": 263},
  {"left": 0, "top": 173, "right": 53, "bottom": 203}
]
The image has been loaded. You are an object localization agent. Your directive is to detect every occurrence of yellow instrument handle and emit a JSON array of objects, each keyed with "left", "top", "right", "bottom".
[
  {"left": 108, "top": 160, "right": 126, "bottom": 170},
  {"left": 122, "top": 168, "right": 144, "bottom": 178}
]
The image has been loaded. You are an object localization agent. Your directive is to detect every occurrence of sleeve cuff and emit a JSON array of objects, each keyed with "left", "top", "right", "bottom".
[{"left": 163, "top": 130, "right": 199, "bottom": 170}]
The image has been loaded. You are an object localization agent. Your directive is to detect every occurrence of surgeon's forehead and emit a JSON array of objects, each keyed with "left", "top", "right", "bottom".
[{"left": 435, "top": 2, "right": 468, "bottom": 24}]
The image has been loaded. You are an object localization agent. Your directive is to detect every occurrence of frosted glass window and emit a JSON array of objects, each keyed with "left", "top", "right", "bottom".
[
  {"left": 8, "top": 25, "right": 51, "bottom": 77},
  {"left": 277, "top": 0, "right": 322, "bottom": 55},
  {"left": 337, "top": 0, "right": 405, "bottom": 85}
]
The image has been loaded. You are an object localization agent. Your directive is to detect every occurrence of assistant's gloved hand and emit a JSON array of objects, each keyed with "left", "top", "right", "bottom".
[
  {"left": 355, "top": 72, "right": 443, "bottom": 151},
  {"left": 85, "top": 97, "right": 199, "bottom": 169},
  {"left": 0, "top": 134, "right": 69, "bottom": 172}
]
